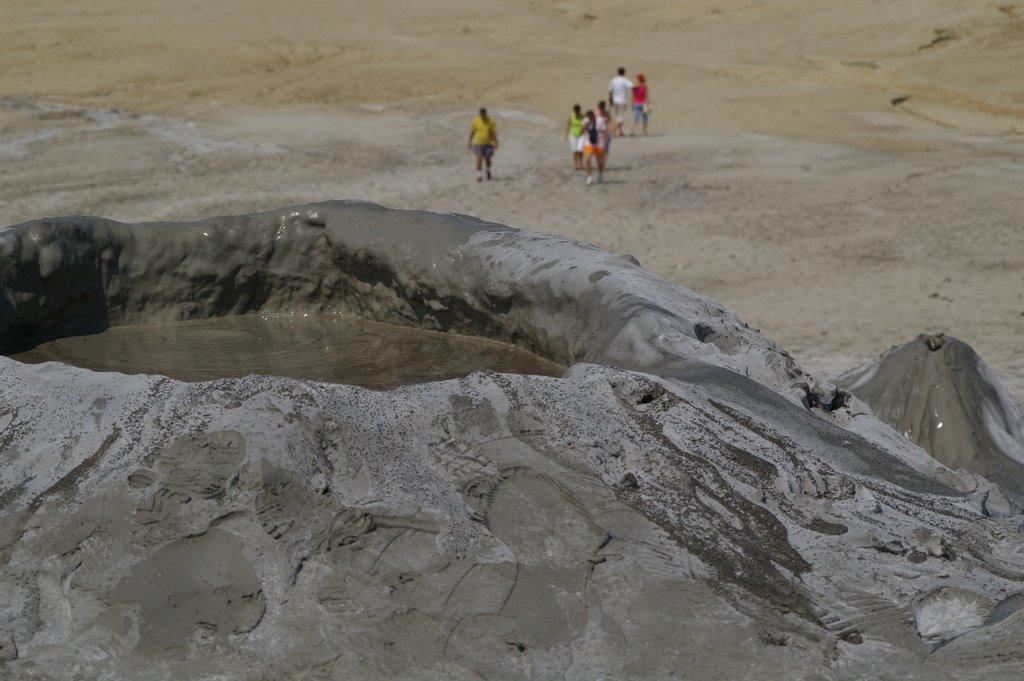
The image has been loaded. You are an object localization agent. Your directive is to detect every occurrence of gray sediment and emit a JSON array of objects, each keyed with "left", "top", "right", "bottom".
[
  {"left": 835, "top": 332, "right": 1024, "bottom": 498},
  {"left": 1, "top": 202, "right": 1022, "bottom": 681},
  {"left": 0, "top": 201, "right": 828, "bottom": 401}
]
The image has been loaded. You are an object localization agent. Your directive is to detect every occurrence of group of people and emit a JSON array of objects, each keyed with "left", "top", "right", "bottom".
[
  {"left": 467, "top": 67, "right": 651, "bottom": 186},
  {"left": 564, "top": 67, "right": 651, "bottom": 185}
]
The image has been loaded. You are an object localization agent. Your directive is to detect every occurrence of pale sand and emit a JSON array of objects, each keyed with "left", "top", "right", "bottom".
[{"left": 3, "top": 0, "right": 1024, "bottom": 395}]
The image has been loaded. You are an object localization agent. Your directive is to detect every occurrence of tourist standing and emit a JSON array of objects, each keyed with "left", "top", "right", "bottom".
[
  {"left": 468, "top": 108, "right": 498, "bottom": 181},
  {"left": 564, "top": 104, "right": 585, "bottom": 171},
  {"left": 630, "top": 73, "right": 651, "bottom": 137},
  {"left": 607, "top": 67, "right": 633, "bottom": 138}
]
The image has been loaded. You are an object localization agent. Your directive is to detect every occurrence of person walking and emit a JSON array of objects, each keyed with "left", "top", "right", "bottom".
[
  {"left": 607, "top": 67, "right": 633, "bottom": 138},
  {"left": 581, "top": 108, "right": 608, "bottom": 185},
  {"left": 597, "top": 100, "right": 613, "bottom": 157},
  {"left": 564, "top": 104, "right": 585, "bottom": 171},
  {"left": 629, "top": 73, "right": 651, "bottom": 137},
  {"left": 468, "top": 107, "right": 498, "bottom": 181}
]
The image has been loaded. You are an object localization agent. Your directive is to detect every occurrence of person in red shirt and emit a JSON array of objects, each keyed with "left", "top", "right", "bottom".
[{"left": 630, "top": 73, "right": 651, "bottom": 137}]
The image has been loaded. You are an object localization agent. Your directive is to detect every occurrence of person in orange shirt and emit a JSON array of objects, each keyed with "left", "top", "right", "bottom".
[
  {"left": 468, "top": 108, "right": 498, "bottom": 182},
  {"left": 581, "top": 109, "right": 608, "bottom": 185}
]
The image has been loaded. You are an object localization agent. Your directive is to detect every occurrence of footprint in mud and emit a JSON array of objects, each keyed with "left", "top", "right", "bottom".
[
  {"left": 255, "top": 462, "right": 375, "bottom": 554},
  {"left": 113, "top": 529, "right": 264, "bottom": 651},
  {"left": 254, "top": 463, "right": 309, "bottom": 541},
  {"left": 312, "top": 509, "right": 377, "bottom": 553},
  {"left": 125, "top": 432, "right": 246, "bottom": 545},
  {"left": 481, "top": 466, "right": 608, "bottom": 645},
  {"left": 129, "top": 430, "right": 245, "bottom": 503}
]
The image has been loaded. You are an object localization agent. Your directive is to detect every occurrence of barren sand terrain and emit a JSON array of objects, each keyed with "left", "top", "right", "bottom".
[{"left": 2, "top": 0, "right": 1024, "bottom": 394}]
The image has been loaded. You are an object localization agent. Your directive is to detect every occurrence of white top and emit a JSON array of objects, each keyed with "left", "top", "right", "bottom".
[{"left": 608, "top": 75, "right": 634, "bottom": 105}]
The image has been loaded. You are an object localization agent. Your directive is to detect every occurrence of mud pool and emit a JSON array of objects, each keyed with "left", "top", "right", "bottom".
[{"left": 7, "top": 313, "right": 565, "bottom": 389}]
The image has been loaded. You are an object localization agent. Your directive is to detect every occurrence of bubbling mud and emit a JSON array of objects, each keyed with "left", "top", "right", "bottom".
[{"left": 7, "top": 313, "right": 565, "bottom": 389}]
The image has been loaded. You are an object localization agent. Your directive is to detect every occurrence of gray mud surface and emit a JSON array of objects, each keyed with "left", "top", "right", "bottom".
[
  {"left": 836, "top": 333, "right": 1024, "bottom": 497},
  {"left": 2, "top": 203, "right": 1023, "bottom": 680}
]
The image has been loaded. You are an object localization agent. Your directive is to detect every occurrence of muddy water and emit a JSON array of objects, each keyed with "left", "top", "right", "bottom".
[{"left": 8, "top": 314, "right": 566, "bottom": 389}]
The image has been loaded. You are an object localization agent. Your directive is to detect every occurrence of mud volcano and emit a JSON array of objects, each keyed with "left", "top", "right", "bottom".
[
  {"left": 0, "top": 203, "right": 576, "bottom": 387},
  {"left": 835, "top": 332, "right": 1024, "bottom": 500},
  {"left": 2, "top": 202, "right": 1023, "bottom": 681}
]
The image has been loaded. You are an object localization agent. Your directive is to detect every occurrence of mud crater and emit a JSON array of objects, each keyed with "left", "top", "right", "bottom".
[{"left": 7, "top": 313, "right": 564, "bottom": 389}]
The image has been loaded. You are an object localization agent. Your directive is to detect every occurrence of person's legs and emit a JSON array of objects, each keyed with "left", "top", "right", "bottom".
[
  {"left": 473, "top": 146, "right": 484, "bottom": 181},
  {"left": 583, "top": 147, "right": 594, "bottom": 184},
  {"left": 484, "top": 146, "right": 493, "bottom": 179},
  {"left": 614, "top": 104, "right": 627, "bottom": 136},
  {"left": 642, "top": 110, "right": 649, "bottom": 136},
  {"left": 596, "top": 148, "right": 606, "bottom": 183}
]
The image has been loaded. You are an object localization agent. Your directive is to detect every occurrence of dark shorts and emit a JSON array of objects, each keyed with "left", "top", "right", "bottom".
[{"left": 472, "top": 144, "right": 494, "bottom": 158}]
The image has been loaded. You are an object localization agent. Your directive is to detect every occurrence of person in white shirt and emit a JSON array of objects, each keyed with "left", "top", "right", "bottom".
[{"left": 607, "top": 67, "right": 633, "bottom": 138}]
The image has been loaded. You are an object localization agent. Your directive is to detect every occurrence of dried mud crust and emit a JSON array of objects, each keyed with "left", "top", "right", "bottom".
[{"left": 1, "top": 362, "right": 1022, "bottom": 680}]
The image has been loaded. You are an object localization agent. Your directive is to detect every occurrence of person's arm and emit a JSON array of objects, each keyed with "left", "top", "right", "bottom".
[
  {"left": 564, "top": 117, "right": 570, "bottom": 140},
  {"left": 468, "top": 127, "right": 474, "bottom": 150}
]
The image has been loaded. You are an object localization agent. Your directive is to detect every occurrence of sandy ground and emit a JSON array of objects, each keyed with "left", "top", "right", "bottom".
[{"left": 3, "top": 0, "right": 1024, "bottom": 397}]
